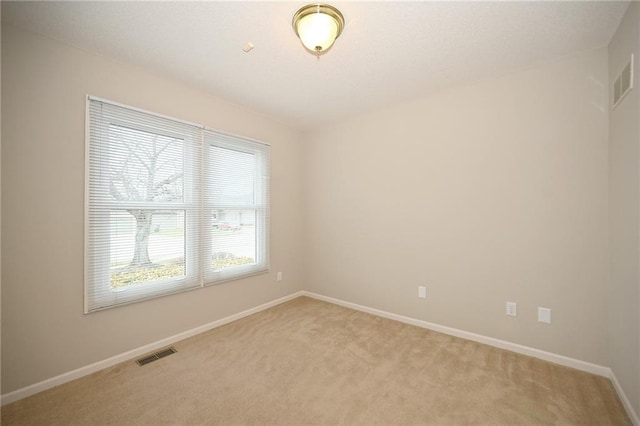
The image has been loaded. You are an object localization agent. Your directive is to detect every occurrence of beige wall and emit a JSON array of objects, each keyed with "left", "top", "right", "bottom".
[
  {"left": 608, "top": 1, "right": 640, "bottom": 416},
  {"left": 304, "top": 48, "right": 610, "bottom": 365},
  {"left": 1, "top": 24, "right": 304, "bottom": 393}
]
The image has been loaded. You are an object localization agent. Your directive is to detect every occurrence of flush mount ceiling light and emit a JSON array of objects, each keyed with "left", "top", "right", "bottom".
[{"left": 292, "top": 3, "right": 344, "bottom": 58}]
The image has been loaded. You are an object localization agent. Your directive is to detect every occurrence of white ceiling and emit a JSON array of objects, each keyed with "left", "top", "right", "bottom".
[{"left": 2, "top": 1, "right": 630, "bottom": 131}]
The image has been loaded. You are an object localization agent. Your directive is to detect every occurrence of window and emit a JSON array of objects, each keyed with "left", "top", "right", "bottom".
[{"left": 86, "top": 97, "right": 269, "bottom": 312}]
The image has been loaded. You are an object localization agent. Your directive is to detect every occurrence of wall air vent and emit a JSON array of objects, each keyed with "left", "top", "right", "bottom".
[
  {"left": 136, "top": 347, "right": 177, "bottom": 366},
  {"left": 613, "top": 54, "right": 634, "bottom": 109}
]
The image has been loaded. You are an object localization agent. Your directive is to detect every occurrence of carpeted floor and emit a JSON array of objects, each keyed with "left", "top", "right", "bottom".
[{"left": 1, "top": 296, "right": 631, "bottom": 425}]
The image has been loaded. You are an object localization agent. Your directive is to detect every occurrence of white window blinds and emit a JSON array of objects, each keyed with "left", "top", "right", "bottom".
[{"left": 86, "top": 97, "right": 269, "bottom": 313}]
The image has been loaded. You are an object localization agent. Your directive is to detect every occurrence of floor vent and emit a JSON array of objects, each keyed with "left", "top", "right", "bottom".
[{"left": 136, "top": 347, "right": 177, "bottom": 366}]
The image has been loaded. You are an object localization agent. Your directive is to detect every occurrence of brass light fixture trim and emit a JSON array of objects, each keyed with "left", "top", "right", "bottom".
[{"left": 292, "top": 3, "right": 345, "bottom": 57}]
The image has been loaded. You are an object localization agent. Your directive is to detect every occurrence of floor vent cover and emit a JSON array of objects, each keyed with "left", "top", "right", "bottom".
[{"left": 136, "top": 347, "right": 177, "bottom": 366}]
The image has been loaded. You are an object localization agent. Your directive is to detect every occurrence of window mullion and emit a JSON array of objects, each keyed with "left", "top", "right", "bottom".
[{"left": 198, "top": 129, "right": 207, "bottom": 288}]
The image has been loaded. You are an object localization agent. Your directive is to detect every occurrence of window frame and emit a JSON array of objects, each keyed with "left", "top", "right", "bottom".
[{"left": 85, "top": 96, "right": 270, "bottom": 313}]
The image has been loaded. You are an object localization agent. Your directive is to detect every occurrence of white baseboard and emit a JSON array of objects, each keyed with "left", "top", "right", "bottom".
[
  {"left": 1, "top": 291, "right": 304, "bottom": 406},
  {"left": 610, "top": 370, "right": 640, "bottom": 425},
  {"left": 301, "top": 291, "right": 639, "bottom": 424}
]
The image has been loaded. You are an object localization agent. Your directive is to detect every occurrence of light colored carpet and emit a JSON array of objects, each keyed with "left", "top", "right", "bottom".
[{"left": 1, "top": 296, "right": 631, "bottom": 425}]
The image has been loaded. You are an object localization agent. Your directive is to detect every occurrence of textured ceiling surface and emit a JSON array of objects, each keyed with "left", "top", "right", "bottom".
[{"left": 2, "top": 1, "right": 630, "bottom": 130}]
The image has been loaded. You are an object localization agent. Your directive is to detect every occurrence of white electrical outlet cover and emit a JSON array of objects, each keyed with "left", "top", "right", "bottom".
[
  {"left": 538, "top": 307, "right": 551, "bottom": 324},
  {"left": 506, "top": 301, "right": 517, "bottom": 317},
  {"left": 418, "top": 286, "right": 427, "bottom": 299}
]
